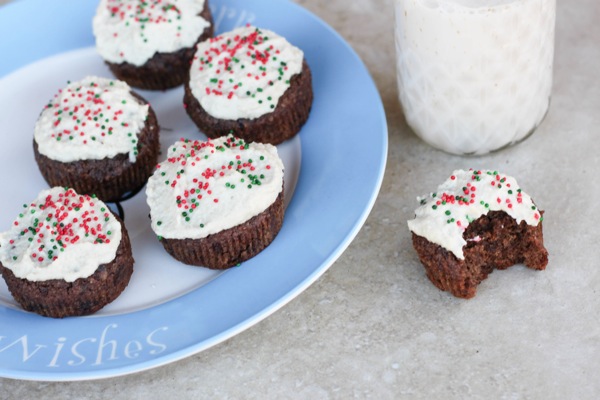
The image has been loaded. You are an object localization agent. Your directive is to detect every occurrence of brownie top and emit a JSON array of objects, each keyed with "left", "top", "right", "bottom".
[
  {"left": 93, "top": 0, "right": 211, "bottom": 66},
  {"left": 407, "top": 169, "right": 543, "bottom": 259},
  {"left": 189, "top": 25, "right": 304, "bottom": 120},
  {"left": 0, "top": 187, "right": 122, "bottom": 282},
  {"left": 146, "top": 135, "right": 284, "bottom": 240},
  {"left": 33, "top": 76, "right": 149, "bottom": 163}
]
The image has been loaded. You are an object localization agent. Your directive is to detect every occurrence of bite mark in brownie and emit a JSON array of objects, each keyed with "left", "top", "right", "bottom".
[{"left": 412, "top": 210, "right": 548, "bottom": 299}]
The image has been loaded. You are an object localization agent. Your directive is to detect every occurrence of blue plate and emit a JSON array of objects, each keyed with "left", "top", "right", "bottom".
[{"left": 0, "top": 0, "right": 387, "bottom": 380}]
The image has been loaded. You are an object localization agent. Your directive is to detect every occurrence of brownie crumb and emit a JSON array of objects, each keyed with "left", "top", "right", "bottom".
[{"left": 412, "top": 210, "right": 548, "bottom": 299}]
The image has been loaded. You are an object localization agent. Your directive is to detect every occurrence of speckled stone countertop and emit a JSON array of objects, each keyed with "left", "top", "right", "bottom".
[{"left": 1, "top": 0, "right": 599, "bottom": 398}]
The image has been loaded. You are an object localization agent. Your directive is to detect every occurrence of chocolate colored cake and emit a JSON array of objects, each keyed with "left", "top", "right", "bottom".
[
  {"left": 407, "top": 169, "right": 548, "bottom": 299},
  {"left": 184, "top": 25, "right": 313, "bottom": 145},
  {"left": 33, "top": 77, "right": 160, "bottom": 203},
  {"left": 93, "top": 0, "right": 214, "bottom": 90},
  {"left": 160, "top": 192, "right": 284, "bottom": 269},
  {"left": 0, "top": 187, "right": 134, "bottom": 318},
  {"left": 412, "top": 210, "right": 547, "bottom": 299},
  {"left": 146, "top": 135, "right": 285, "bottom": 269}
]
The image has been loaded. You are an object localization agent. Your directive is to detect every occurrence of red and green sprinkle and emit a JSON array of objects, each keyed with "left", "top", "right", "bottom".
[
  {"left": 421, "top": 169, "right": 543, "bottom": 230},
  {"left": 2, "top": 188, "right": 116, "bottom": 267},
  {"left": 156, "top": 135, "right": 273, "bottom": 226},
  {"left": 106, "top": 0, "right": 184, "bottom": 46},
  {"left": 194, "top": 25, "right": 295, "bottom": 109}
]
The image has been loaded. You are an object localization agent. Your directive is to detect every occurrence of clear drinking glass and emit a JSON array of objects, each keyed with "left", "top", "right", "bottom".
[{"left": 394, "top": 0, "right": 556, "bottom": 155}]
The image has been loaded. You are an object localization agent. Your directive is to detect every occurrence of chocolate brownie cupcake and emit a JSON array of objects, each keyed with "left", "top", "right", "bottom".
[
  {"left": 0, "top": 187, "right": 134, "bottom": 318},
  {"left": 93, "top": 0, "right": 214, "bottom": 90},
  {"left": 33, "top": 76, "right": 160, "bottom": 203},
  {"left": 184, "top": 25, "right": 313, "bottom": 145},
  {"left": 407, "top": 169, "right": 548, "bottom": 299},
  {"left": 146, "top": 135, "right": 285, "bottom": 269}
]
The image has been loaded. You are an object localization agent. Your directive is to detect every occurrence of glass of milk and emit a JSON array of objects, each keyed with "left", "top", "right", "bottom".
[{"left": 395, "top": 0, "right": 556, "bottom": 155}]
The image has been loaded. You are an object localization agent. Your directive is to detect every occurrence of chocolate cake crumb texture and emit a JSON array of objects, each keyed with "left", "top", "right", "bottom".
[{"left": 408, "top": 169, "right": 548, "bottom": 298}]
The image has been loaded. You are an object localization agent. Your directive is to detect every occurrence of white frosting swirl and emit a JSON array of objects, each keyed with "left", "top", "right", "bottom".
[
  {"left": 407, "top": 169, "right": 543, "bottom": 259},
  {"left": 34, "top": 76, "right": 149, "bottom": 163},
  {"left": 189, "top": 25, "right": 304, "bottom": 120},
  {"left": 0, "top": 187, "right": 122, "bottom": 282},
  {"left": 93, "top": 0, "right": 210, "bottom": 66},
  {"left": 146, "top": 135, "right": 284, "bottom": 239}
]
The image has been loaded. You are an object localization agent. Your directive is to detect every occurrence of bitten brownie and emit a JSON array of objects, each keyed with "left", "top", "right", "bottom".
[
  {"left": 407, "top": 169, "right": 548, "bottom": 299},
  {"left": 0, "top": 187, "right": 134, "bottom": 318},
  {"left": 93, "top": 0, "right": 214, "bottom": 90},
  {"left": 33, "top": 76, "right": 160, "bottom": 203},
  {"left": 184, "top": 25, "right": 313, "bottom": 145},
  {"left": 146, "top": 135, "right": 285, "bottom": 269}
]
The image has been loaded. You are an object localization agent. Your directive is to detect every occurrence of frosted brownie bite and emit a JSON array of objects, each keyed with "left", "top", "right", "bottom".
[
  {"left": 33, "top": 76, "right": 159, "bottom": 202},
  {"left": 408, "top": 169, "right": 548, "bottom": 298},
  {"left": 146, "top": 135, "right": 284, "bottom": 269},
  {"left": 0, "top": 187, "right": 134, "bottom": 318},
  {"left": 93, "top": 0, "right": 214, "bottom": 90},
  {"left": 184, "top": 25, "right": 313, "bottom": 144}
]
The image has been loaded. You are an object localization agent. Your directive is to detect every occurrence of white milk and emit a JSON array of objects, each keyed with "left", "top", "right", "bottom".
[{"left": 395, "top": 0, "right": 556, "bottom": 155}]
